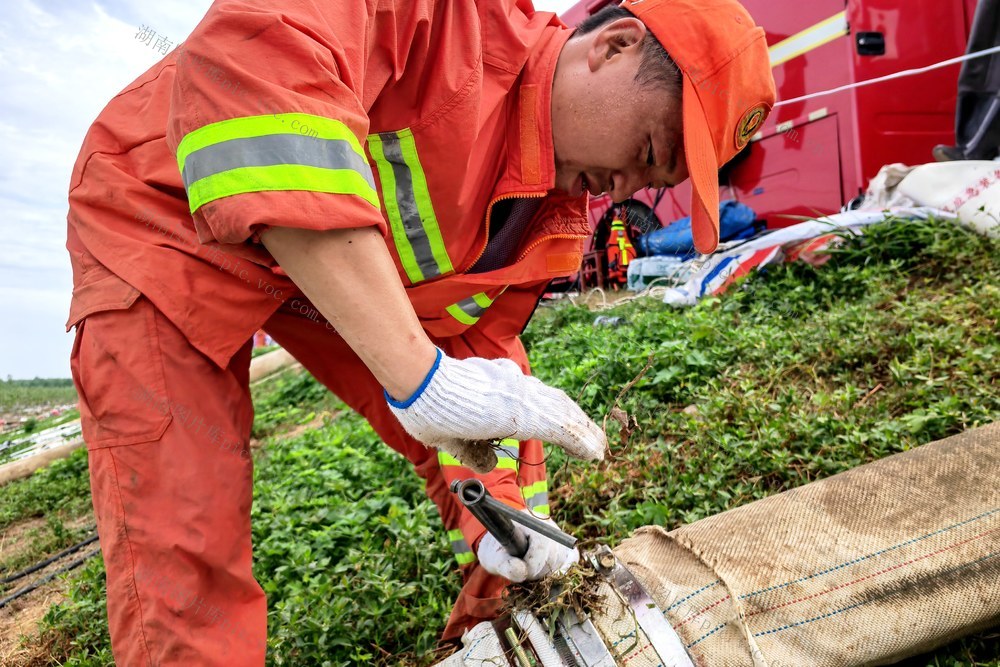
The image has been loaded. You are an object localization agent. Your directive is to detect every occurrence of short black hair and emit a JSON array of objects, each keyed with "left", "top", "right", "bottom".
[{"left": 573, "top": 6, "right": 683, "bottom": 93}]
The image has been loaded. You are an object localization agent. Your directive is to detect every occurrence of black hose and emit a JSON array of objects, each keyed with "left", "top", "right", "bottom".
[
  {"left": 0, "top": 547, "right": 101, "bottom": 609},
  {"left": 0, "top": 532, "right": 99, "bottom": 586}
]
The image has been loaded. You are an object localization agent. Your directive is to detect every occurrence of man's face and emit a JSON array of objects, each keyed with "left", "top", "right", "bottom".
[{"left": 550, "top": 20, "right": 689, "bottom": 203}]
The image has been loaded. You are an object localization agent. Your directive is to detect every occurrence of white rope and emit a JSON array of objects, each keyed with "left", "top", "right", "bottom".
[{"left": 774, "top": 45, "right": 1000, "bottom": 107}]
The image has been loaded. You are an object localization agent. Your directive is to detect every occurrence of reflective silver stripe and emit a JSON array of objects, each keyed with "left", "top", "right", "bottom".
[
  {"left": 454, "top": 296, "right": 489, "bottom": 320},
  {"left": 378, "top": 134, "right": 440, "bottom": 279},
  {"left": 181, "top": 134, "right": 375, "bottom": 191},
  {"left": 525, "top": 491, "right": 549, "bottom": 510},
  {"left": 447, "top": 528, "right": 476, "bottom": 564}
]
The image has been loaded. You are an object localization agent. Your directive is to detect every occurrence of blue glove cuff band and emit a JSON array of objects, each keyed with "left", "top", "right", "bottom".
[{"left": 384, "top": 347, "right": 443, "bottom": 409}]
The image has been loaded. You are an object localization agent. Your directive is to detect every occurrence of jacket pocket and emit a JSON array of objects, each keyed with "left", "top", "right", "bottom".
[
  {"left": 66, "top": 261, "right": 141, "bottom": 332},
  {"left": 70, "top": 285, "right": 172, "bottom": 450}
]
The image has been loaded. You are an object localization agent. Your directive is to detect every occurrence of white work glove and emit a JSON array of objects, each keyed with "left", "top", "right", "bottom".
[
  {"left": 477, "top": 512, "right": 579, "bottom": 583},
  {"left": 386, "top": 349, "right": 606, "bottom": 473}
]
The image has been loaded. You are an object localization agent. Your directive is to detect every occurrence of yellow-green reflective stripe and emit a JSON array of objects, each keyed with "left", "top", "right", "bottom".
[
  {"left": 530, "top": 504, "right": 550, "bottom": 517},
  {"left": 176, "top": 114, "right": 377, "bottom": 213},
  {"left": 181, "top": 134, "right": 375, "bottom": 192},
  {"left": 447, "top": 528, "right": 475, "bottom": 564},
  {"left": 450, "top": 537, "right": 472, "bottom": 554},
  {"left": 525, "top": 494, "right": 549, "bottom": 510},
  {"left": 472, "top": 293, "right": 494, "bottom": 309},
  {"left": 438, "top": 449, "right": 518, "bottom": 470},
  {"left": 367, "top": 134, "right": 424, "bottom": 282},
  {"left": 447, "top": 292, "right": 497, "bottom": 326},
  {"left": 367, "top": 130, "right": 454, "bottom": 283},
  {"left": 496, "top": 438, "right": 518, "bottom": 459},
  {"left": 396, "top": 130, "right": 452, "bottom": 275},
  {"left": 438, "top": 451, "right": 461, "bottom": 467},
  {"left": 177, "top": 113, "right": 365, "bottom": 172},
  {"left": 521, "top": 471, "right": 549, "bottom": 512},
  {"left": 446, "top": 303, "right": 478, "bottom": 326},
  {"left": 185, "top": 165, "right": 378, "bottom": 213},
  {"left": 521, "top": 480, "right": 548, "bottom": 499}
]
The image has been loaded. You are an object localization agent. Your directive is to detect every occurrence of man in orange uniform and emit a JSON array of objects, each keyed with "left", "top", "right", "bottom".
[
  {"left": 606, "top": 215, "right": 637, "bottom": 287},
  {"left": 66, "top": 0, "right": 774, "bottom": 662}
]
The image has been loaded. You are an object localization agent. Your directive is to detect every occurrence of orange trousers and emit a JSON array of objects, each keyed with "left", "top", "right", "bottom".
[{"left": 71, "top": 296, "right": 548, "bottom": 665}]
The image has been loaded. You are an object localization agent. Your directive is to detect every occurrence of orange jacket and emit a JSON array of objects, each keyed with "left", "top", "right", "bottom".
[
  {"left": 606, "top": 218, "right": 636, "bottom": 284},
  {"left": 66, "top": 0, "right": 590, "bottom": 369}
]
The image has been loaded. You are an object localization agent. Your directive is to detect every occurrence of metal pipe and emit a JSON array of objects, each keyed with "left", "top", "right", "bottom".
[
  {"left": 451, "top": 479, "right": 529, "bottom": 557},
  {"left": 451, "top": 479, "right": 578, "bottom": 552}
]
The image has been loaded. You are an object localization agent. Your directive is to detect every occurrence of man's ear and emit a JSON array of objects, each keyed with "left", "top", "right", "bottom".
[{"left": 587, "top": 17, "right": 648, "bottom": 71}]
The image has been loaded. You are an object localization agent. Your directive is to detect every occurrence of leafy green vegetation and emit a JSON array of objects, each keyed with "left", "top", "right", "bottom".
[
  {"left": 2, "top": 217, "right": 997, "bottom": 665},
  {"left": 0, "top": 448, "right": 91, "bottom": 532},
  {"left": 0, "top": 378, "right": 77, "bottom": 412},
  {"left": 0, "top": 447, "right": 94, "bottom": 650},
  {"left": 251, "top": 364, "right": 343, "bottom": 438},
  {"left": 527, "top": 219, "right": 999, "bottom": 538},
  {"left": 252, "top": 412, "right": 458, "bottom": 665}
]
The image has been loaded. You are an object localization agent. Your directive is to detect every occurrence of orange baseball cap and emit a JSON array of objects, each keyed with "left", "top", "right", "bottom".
[{"left": 622, "top": 0, "right": 776, "bottom": 254}]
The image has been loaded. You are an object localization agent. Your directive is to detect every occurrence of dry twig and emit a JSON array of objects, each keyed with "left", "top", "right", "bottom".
[{"left": 601, "top": 354, "right": 655, "bottom": 456}]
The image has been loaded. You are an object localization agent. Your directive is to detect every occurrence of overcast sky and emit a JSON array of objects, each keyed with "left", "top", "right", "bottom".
[{"left": 0, "top": 0, "right": 579, "bottom": 379}]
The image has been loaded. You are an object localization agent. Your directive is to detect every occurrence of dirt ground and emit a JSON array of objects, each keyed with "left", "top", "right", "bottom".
[
  {"left": 0, "top": 518, "right": 48, "bottom": 573},
  {"left": 0, "top": 576, "right": 69, "bottom": 666},
  {"left": 1, "top": 513, "right": 96, "bottom": 666}
]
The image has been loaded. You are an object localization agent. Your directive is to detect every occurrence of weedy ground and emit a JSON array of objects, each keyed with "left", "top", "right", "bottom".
[{"left": 0, "top": 217, "right": 997, "bottom": 666}]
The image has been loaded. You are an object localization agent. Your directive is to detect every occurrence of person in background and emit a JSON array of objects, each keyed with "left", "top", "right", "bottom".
[
  {"left": 606, "top": 213, "right": 637, "bottom": 288},
  {"left": 934, "top": 0, "right": 1000, "bottom": 161}
]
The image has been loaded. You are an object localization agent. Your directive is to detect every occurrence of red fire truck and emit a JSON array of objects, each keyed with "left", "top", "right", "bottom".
[{"left": 562, "top": 0, "right": 980, "bottom": 286}]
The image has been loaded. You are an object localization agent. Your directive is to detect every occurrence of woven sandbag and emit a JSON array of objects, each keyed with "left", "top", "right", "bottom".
[
  {"left": 613, "top": 422, "right": 1000, "bottom": 666},
  {"left": 588, "top": 579, "right": 666, "bottom": 666}
]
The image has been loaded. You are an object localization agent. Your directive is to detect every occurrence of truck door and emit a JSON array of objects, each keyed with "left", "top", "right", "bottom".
[
  {"left": 731, "top": 0, "right": 853, "bottom": 228},
  {"left": 848, "top": 0, "right": 972, "bottom": 181}
]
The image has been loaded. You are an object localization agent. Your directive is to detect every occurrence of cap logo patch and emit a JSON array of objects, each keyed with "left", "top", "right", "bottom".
[{"left": 735, "top": 104, "right": 766, "bottom": 149}]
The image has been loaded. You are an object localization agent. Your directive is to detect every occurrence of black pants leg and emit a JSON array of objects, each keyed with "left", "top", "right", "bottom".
[{"left": 955, "top": 0, "right": 1000, "bottom": 159}]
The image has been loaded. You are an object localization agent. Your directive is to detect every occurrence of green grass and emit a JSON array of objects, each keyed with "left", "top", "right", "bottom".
[
  {"left": 252, "top": 412, "right": 458, "bottom": 665},
  {"left": 251, "top": 363, "right": 344, "bottom": 438},
  {"left": 527, "top": 220, "right": 999, "bottom": 538},
  {"left": 0, "top": 448, "right": 92, "bottom": 533},
  {"left": 0, "top": 379, "right": 77, "bottom": 413},
  {"left": 0, "top": 447, "right": 94, "bottom": 593},
  {"left": 2, "top": 217, "right": 997, "bottom": 665}
]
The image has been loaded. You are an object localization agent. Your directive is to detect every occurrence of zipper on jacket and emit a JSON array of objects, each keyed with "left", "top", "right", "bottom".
[
  {"left": 514, "top": 232, "right": 589, "bottom": 264},
  {"left": 465, "top": 191, "right": 546, "bottom": 271}
]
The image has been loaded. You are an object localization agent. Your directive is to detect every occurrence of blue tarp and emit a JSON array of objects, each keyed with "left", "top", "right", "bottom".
[{"left": 637, "top": 200, "right": 758, "bottom": 257}]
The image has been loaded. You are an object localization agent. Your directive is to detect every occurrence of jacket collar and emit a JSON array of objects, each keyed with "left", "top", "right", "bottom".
[
  {"left": 499, "top": 24, "right": 590, "bottom": 234},
  {"left": 509, "top": 23, "right": 567, "bottom": 194}
]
